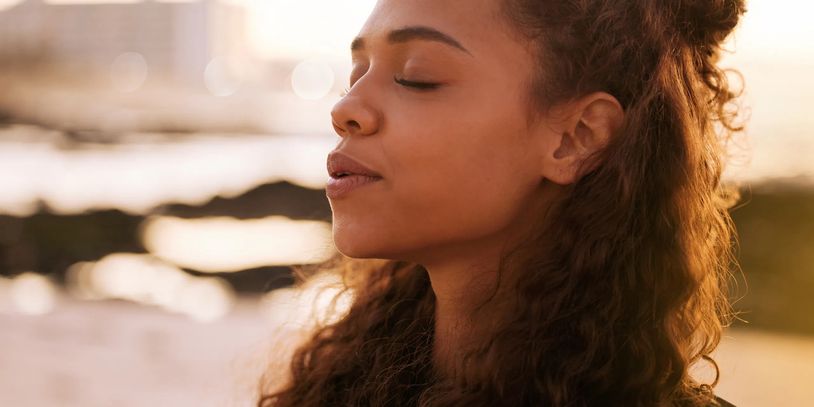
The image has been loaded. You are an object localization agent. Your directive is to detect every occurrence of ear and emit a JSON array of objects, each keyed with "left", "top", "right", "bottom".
[{"left": 539, "top": 92, "right": 624, "bottom": 185}]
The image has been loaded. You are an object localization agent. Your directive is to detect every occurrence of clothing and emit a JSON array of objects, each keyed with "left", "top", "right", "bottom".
[{"left": 715, "top": 395, "right": 735, "bottom": 407}]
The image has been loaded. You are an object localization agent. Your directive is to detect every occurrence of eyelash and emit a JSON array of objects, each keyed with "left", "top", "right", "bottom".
[
  {"left": 339, "top": 76, "right": 440, "bottom": 97},
  {"left": 393, "top": 76, "right": 440, "bottom": 91}
]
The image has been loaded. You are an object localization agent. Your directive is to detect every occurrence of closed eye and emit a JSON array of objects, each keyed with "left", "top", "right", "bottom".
[{"left": 394, "top": 76, "right": 441, "bottom": 90}]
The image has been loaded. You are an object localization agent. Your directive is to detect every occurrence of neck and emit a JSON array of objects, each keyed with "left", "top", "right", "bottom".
[
  {"left": 423, "top": 246, "right": 514, "bottom": 379},
  {"left": 419, "top": 183, "right": 563, "bottom": 378}
]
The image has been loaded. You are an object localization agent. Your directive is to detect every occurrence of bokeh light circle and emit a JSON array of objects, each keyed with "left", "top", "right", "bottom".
[
  {"left": 291, "top": 58, "right": 335, "bottom": 100},
  {"left": 204, "top": 57, "right": 242, "bottom": 97},
  {"left": 10, "top": 272, "right": 57, "bottom": 315},
  {"left": 109, "top": 52, "right": 149, "bottom": 93}
]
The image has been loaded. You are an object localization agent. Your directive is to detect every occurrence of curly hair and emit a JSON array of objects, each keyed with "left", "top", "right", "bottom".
[{"left": 257, "top": 0, "right": 747, "bottom": 405}]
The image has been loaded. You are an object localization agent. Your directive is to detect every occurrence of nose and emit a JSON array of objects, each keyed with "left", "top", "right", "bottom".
[{"left": 330, "top": 92, "right": 379, "bottom": 138}]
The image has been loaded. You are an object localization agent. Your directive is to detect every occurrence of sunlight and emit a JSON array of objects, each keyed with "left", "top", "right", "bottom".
[
  {"left": 65, "top": 253, "right": 237, "bottom": 322},
  {"left": 0, "top": 126, "right": 336, "bottom": 216},
  {"left": 261, "top": 271, "right": 353, "bottom": 329},
  {"left": 244, "top": 0, "right": 377, "bottom": 60},
  {"left": 141, "top": 215, "right": 335, "bottom": 273},
  {"left": 722, "top": 0, "right": 814, "bottom": 63},
  {"left": 8, "top": 272, "right": 58, "bottom": 315}
]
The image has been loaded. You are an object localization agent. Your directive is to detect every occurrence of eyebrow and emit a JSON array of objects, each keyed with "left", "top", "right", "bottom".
[{"left": 350, "top": 25, "right": 473, "bottom": 56}]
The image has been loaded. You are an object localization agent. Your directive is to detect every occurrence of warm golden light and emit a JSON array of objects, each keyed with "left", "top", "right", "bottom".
[
  {"left": 243, "top": 0, "right": 377, "bottom": 60},
  {"left": 0, "top": 2, "right": 811, "bottom": 406},
  {"left": 7, "top": 272, "right": 58, "bottom": 315},
  {"left": 0, "top": 126, "right": 336, "bottom": 216},
  {"left": 721, "top": 0, "right": 814, "bottom": 62},
  {"left": 261, "top": 271, "right": 352, "bottom": 329},
  {"left": 65, "top": 253, "right": 237, "bottom": 322},
  {"left": 141, "top": 215, "right": 335, "bottom": 273}
]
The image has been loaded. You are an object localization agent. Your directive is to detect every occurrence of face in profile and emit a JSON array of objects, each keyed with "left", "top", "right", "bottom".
[{"left": 327, "top": 0, "right": 557, "bottom": 265}]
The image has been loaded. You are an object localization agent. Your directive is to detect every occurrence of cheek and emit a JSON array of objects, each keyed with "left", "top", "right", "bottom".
[{"left": 385, "top": 117, "right": 538, "bottom": 241}]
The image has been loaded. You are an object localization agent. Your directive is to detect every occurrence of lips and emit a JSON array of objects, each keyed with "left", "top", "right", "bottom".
[
  {"left": 327, "top": 151, "right": 382, "bottom": 179},
  {"left": 325, "top": 151, "right": 383, "bottom": 199}
]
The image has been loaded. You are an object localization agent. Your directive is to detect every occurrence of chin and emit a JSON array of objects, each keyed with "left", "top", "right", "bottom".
[
  {"left": 334, "top": 240, "right": 369, "bottom": 258},
  {"left": 332, "top": 229, "right": 410, "bottom": 260},
  {"left": 332, "top": 226, "right": 383, "bottom": 259}
]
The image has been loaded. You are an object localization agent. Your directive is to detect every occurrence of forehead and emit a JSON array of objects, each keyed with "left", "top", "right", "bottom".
[{"left": 356, "top": 0, "right": 515, "bottom": 57}]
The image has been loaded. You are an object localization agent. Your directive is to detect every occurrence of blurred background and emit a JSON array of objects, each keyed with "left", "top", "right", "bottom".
[{"left": 0, "top": 0, "right": 811, "bottom": 406}]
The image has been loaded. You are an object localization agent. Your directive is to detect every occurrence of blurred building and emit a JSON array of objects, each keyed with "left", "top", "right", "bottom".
[{"left": 0, "top": 0, "right": 248, "bottom": 86}]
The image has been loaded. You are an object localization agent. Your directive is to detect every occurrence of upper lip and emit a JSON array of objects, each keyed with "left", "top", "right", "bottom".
[{"left": 327, "top": 151, "right": 382, "bottom": 179}]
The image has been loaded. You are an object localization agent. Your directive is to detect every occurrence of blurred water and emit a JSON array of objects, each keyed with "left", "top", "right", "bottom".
[{"left": 0, "top": 124, "right": 337, "bottom": 217}]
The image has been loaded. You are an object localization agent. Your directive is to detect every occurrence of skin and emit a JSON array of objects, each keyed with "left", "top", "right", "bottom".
[{"left": 328, "top": 0, "right": 624, "bottom": 377}]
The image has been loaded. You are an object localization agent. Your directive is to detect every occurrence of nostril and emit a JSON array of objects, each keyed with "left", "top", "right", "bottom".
[
  {"left": 332, "top": 121, "right": 345, "bottom": 135},
  {"left": 331, "top": 119, "right": 362, "bottom": 136}
]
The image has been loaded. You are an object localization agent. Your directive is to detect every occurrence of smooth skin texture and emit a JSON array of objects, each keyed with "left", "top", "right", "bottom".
[{"left": 328, "top": 0, "right": 624, "bottom": 376}]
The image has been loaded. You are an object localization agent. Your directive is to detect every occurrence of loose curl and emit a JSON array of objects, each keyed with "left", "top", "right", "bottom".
[{"left": 258, "top": 0, "right": 747, "bottom": 406}]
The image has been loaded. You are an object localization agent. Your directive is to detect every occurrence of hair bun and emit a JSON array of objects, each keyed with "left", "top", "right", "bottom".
[{"left": 671, "top": 0, "right": 747, "bottom": 48}]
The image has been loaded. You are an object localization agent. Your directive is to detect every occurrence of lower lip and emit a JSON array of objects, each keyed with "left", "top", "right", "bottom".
[{"left": 326, "top": 175, "right": 383, "bottom": 199}]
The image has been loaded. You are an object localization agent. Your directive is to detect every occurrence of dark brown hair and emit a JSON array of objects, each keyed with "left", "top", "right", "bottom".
[{"left": 258, "top": 0, "right": 747, "bottom": 405}]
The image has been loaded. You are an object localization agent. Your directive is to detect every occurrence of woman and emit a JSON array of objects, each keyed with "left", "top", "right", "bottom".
[{"left": 258, "top": 0, "right": 746, "bottom": 405}]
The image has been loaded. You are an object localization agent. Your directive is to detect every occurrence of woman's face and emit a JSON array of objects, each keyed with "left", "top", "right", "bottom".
[{"left": 328, "top": 0, "right": 555, "bottom": 264}]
